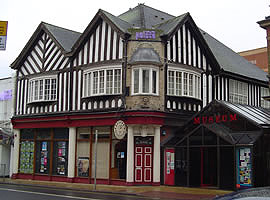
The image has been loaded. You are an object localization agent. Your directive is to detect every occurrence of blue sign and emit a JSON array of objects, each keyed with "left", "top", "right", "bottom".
[
  {"left": 0, "top": 90, "right": 12, "bottom": 101},
  {"left": 136, "top": 31, "right": 156, "bottom": 40}
]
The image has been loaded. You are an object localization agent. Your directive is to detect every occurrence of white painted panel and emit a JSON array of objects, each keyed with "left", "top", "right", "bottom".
[
  {"left": 20, "top": 66, "right": 28, "bottom": 76},
  {"left": 172, "top": 35, "right": 176, "bottom": 62},
  {"left": 198, "top": 47, "right": 201, "bottom": 68},
  {"left": 52, "top": 54, "right": 65, "bottom": 70},
  {"left": 46, "top": 50, "right": 61, "bottom": 71},
  {"left": 167, "top": 42, "right": 171, "bottom": 61},
  {"left": 77, "top": 70, "right": 81, "bottom": 110},
  {"left": 182, "top": 24, "right": 186, "bottom": 65},
  {"left": 177, "top": 29, "right": 181, "bottom": 62},
  {"left": 94, "top": 25, "right": 100, "bottom": 63},
  {"left": 78, "top": 51, "right": 82, "bottom": 66},
  {"left": 45, "top": 46, "right": 57, "bottom": 68},
  {"left": 89, "top": 34, "right": 94, "bottom": 63},
  {"left": 188, "top": 30, "right": 191, "bottom": 65},
  {"left": 203, "top": 74, "right": 207, "bottom": 107},
  {"left": 225, "top": 78, "right": 228, "bottom": 101},
  {"left": 27, "top": 56, "right": 39, "bottom": 73},
  {"left": 63, "top": 72, "right": 67, "bottom": 111},
  {"left": 193, "top": 38, "right": 196, "bottom": 67},
  {"left": 72, "top": 71, "right": 77, "bottom": 111},
  {"left": 58, "top": 73, "right": 62, "bottom": 111},
  {"left": 83, "top": 42, "right": 88, "bottom": 65},
  {"left": 112, "top": 31, "right": 117, "bottom": 60},
  {"left": 45, "top": 38, "right": 54, "bottom": 58},
  {"left": 38, "top": 40, "right": 44, "bottom": 50},
  {"left": 24, "top": 60, "right": 34, "bottom": 74},
  {"left": 19, "top": 80, "right": 23, "bottom": 115},
  {"left": 119, "top": 39, "right": 123, "bottom": 59},
  {"left": 59, "top": 58, "right": 68, "bottom": 69},
  {"left": 106, "top": 26, "right": 111, "bottom": 61},
  {"left": 100, "top": 21, "right": 106, "bottom": 61},
  {"left": 67, "top": 72, "right": 70, "bottom": 111},
  {"left": 202, "top": 55, "right": 207, "bottom": 71},
  {"left": 32, "top": 50, "right": 42, "bottom": 69},
  {"left": 217, "top": 76, "right": 220, "bottom": 100},
  {"left": 23, "top": 80, "right": 28, "bottom": 115}
]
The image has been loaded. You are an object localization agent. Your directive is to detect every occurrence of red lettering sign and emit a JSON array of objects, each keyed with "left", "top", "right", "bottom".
[{"left": 193, "top": 114, "right": 237, "bottom": 124}]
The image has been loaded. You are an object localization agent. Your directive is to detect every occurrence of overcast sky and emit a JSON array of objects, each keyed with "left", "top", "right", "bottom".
[{"left": 0, "top": 0, "right": 269, "bottom": 78}]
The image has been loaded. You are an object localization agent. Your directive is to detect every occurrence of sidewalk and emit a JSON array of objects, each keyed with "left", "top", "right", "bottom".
[{"left": 0, "top": 178, "right": 232, "bottom": 200}]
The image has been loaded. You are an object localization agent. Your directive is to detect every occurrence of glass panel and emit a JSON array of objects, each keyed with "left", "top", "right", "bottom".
[
  {"left": 52, "top": 141, "right": 68, "bottom": 176},
  {"left": 106, "top": 70, "right": 113, "bottom": 94},
  {"left": 142, "top": 69, "right": 149, "bottom": 93},
  {"left": 44, "top": 79, "right": 50, "bottom": 100},
  {"left": 93, "top": 71, "right": 98, "bottom": 94},
  {"left": 176, "top": 71, "right": 182, "bottom": 96},
  {"left": 36, "top": 129, "right": 51, "bottom": 140},
  {"left": 152, "top": 70, "right": 157, "bottom": 94},
  {"left": 39, "top": 80, "right": 43, "bottom": 100},
  {"left": 77, "top": 141, "right": 90, "bottom": 177},
  {"left": 53, "top": 128, "right": 69, "bottom": 139},
  {"left": 99, "top": 70, "right": 104, "bottom": 94},
  {"left": 19, "top": 141, "right": 34, "bottom": 173},
  {"left": 21, "top": 129, "right": 35, "bottom": 139},
  {"left": 114, "top": 69, "right": 121, "bottom": 94},
  {"left": 35, "top": 141, "right": 50, "bottom": 174},
  {"left": 168, "top": 71, "right": 174, "bottom": 95},
  {"left": 133, "top": 69, "right": 139, "bottom": 94},
  {"left": 51, "top": 79, "right": 57, "bottom": 100},
  {"left": 183, "top": 73, "right": 188, "bottom": 95},
  {"left": 189, "top": 74, "right": 193, "bottom": 96},
  {"left": 34, "top": 80, "right": 39, "bottom": 100}
]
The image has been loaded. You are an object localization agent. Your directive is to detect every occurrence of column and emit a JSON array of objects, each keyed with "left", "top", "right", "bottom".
[
  {"left": 153, "top": 126, "right": 160, "bottom": 185},
  {"left": 126, "top": 125, "right": 134, "bottom": 184},
  {"left": 68, "top": 127, "right": 76, "bottom": 182},
  {"left": 12, "top": 129, "right": 20, "bottom": 178}
]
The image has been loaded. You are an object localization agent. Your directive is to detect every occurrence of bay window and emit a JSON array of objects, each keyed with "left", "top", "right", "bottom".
[
  {"left": 261, "top": 87, "right": 270, "bottom": 108},
  {"left": 28, "top": 76, "right": 57, "bottom": 103},
  {"left": 132, "top": 66, "right": 159, "bottom": 95},
  {"left": 229, "top": 79, "right": 248, "bottom": 104},
  {"left": 83, "top": 67, "right": 122, "bottom": 97},
  {"left": 167, "top": 68, "right": 200, "bottom": 99}
]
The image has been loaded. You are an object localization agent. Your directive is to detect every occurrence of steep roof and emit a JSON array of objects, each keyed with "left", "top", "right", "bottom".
[
  {"left": 43, "top": 23, "right": 81, "bottom": 52},
  {"left": 200, "top": 29, "right": 268, "bottom": 82},
  {"left": 118, "top": 4, "right": 174, "bottom": 29}
]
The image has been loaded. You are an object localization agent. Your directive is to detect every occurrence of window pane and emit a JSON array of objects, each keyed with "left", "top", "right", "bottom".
[
  {"left": 39, "top": 80, "right": 43, "bottom": 100},
  {"left": 106, "top": 70, "right": 113, "bottom": 94},
  {"left": 52, "top": 141, "right": 68, "bottom": 176},
  {"left": 93, "top": 72, "right": 98, "bottom": 94},
  {"left": 35, "top": 141, "right": 50, "bottom": 174},
  {"left": 142, "top": 69, "right": 149, "bottom": 93},
  {"left": 168, "top": 71, "right": 174, "bottom": 95},
  {"left": 45, "top": 79, "right": 50, "bottom": 100},
  {"left": 114, "top": 69, "right": 121, "bottom": 94},
  {"left": 152, "top": 70, "right": 157, "bottom": 94},
  {"left": 88, "top": 73, "right": 91, "bottom": 96},
  {"left": 184, "top": 73, "right": 188, "bottom": 95},
  {"left": 51, "top": 79, "right": 56, "bottom": 100},
  {"left": 176, "top": 72, "right": 182, "bottom": 96},
  {"left": 134, "top": 69, "right": 139, "bottom": 94},
  {"left": 189, "top": 74, "right": 193, "bottom": 96},
  {"left": 34, "top": 80, "right": 39, "bottom": 100},
  {"left": 99, "top": 71, "right": 104, "bottom": 94}
]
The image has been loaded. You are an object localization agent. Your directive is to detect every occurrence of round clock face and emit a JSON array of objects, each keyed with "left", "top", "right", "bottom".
[{"left": 114, "top": 120, "right": 126, "bottom": 140}]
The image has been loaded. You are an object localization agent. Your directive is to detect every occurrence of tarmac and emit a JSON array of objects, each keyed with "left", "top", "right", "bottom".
[{"left": 0, "top": 178, "right": 232, "bottom": 200}]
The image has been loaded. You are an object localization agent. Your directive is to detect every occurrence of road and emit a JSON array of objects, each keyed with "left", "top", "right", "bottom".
[{"left": 0, "top": 183, "right": 157, "bottom": 200}]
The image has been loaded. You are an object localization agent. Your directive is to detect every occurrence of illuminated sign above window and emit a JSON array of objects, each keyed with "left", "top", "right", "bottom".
[{"left": 136, "top": 31, "right": 155, "bottom": 40}]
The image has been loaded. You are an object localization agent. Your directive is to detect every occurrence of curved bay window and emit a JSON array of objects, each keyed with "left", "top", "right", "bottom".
[
  {"left": 83, "top": 66, "right": 122, "bottom": 97},
  {"left": 132, "top": 66, "right": 159, "bottom": 95},
  {"left": 19, "top": 128, "right": 69, "bottom": 176},
  {"left": 167, "top": 68, "right": 201, "bottom": 99}
]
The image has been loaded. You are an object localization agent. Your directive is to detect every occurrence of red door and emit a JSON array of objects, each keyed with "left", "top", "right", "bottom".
[
  {"left": 164, "top": 148, "right": 175, "bottom": 185},
  {"left": 134, "top": 146, "right": 153, "bottom": 184}
]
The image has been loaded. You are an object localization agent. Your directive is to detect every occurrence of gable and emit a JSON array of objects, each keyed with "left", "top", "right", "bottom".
[
  {"left": 73, "top": 19, "right": 124, "bottom": 67},
  {"left": 17, "top": 31, "right": 69, "bottom": 77},
  {"left": 166, "top": 20, "right": 219, "bottom": 73}
]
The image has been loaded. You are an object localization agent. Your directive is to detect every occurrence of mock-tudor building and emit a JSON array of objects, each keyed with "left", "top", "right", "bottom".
[{"left": 10, "top": 4, "right": 270, "bottom": 189}]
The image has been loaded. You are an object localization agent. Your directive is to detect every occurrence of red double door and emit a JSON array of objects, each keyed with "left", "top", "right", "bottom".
[{"left": 134, "top": 145, "right": 153, "bottom": 184}]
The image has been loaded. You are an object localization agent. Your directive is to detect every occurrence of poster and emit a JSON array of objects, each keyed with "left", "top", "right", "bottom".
[
  {"left": 236, "top": 147, "right": 252, "bottom": 188},
  {"left": 40, "top": 141, "right": 48, "bottom": 173},
  {"left": 78, "top": 157, "right": 89, "bottom": 177},
  {"left": 56, "top": 141, "right": 67, "bottom": 175},
  {"left": 19, "top": 141, "right": 34, "bottom": 173}
]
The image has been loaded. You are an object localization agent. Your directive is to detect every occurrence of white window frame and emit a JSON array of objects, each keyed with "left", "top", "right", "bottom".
[
  {"left": 167, "top": 67, "right": 201, "bottom": 99},
  {"left": 28, "top": 76, "right": 57, "bottom": 103},
  {"left": 131, "top": 66, "right": 159, "bottom": 96},
  {"left": 261, "top": 87, "right": 270, "bottom": 108},
  {"left": 229, "top": 79, "right": 248, "bottom": 104},
  {"left": 83, "top": 66, "right": 122, "bottom": 97}
]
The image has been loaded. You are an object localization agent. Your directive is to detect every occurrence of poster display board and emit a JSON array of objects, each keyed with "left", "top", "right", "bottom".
[
  {"left": 20, "top": 141, "right": 34, "bottom": 173},
  {"left": 236, "top": 147, "right": 252, "bottom": 188},
  {"left": 78, "top": 157, "right": 89, "bottom": 177},
  {"left": 56, "top": 141, "right": 67, "bottom": 175}
]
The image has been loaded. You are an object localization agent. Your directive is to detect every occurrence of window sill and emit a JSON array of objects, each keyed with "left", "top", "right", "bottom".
[{"left": 27, "top": 100, "right": 57, "bottom": 105}]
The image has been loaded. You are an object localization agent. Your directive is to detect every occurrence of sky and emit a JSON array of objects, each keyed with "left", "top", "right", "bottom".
[{"left": 0, "top": 0, "right": 269, "bottom": 79}]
